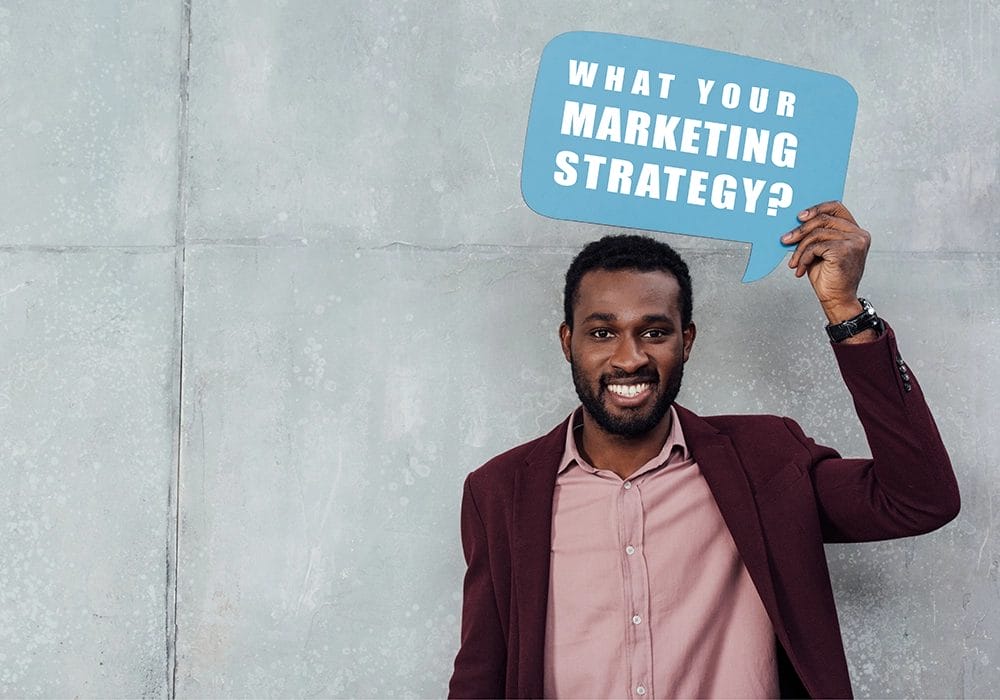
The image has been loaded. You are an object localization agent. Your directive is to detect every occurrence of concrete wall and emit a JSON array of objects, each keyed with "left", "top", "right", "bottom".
[{"left": 0, "top": 1, "right": 997, "bottom": 697}]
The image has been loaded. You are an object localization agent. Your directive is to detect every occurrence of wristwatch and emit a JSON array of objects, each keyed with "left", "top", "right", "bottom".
[{"left": 825, "top": 298, "right": 885, "bottom": 342}]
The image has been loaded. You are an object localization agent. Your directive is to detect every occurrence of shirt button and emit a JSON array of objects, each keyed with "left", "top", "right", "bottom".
[
  {"left": 632, "top": 614, "right": 642, "bottom": 624},
  {"left": 636, "top": 686, "right": 647, "bottom": 696},
  {"left": 626, "top": 545, "right": 636, "bottom": 555},
  {"left": 623, "top": 481, "right": 632, "bottom": 490}
]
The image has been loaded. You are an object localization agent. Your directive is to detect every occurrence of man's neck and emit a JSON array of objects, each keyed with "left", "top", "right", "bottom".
[{"left": 577, "top": 409, "right": 673, "bottom": 480}]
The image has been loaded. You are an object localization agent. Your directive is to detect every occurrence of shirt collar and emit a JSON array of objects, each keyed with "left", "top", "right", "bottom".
[{"left": 558, "top": 404, "right": 690, "bottom": 475}]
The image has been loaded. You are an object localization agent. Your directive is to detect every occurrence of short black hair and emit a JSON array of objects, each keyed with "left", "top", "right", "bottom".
[{"left": 563, "top": 234, "right": 693, "bottom": 329}]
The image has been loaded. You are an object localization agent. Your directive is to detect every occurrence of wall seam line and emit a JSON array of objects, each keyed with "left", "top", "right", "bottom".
[
  {"left": 168, "top": 0, "right": 193, "bottom": 698},
  {"left": 0, "top": 244, "right": 997, "bottom": 262}
]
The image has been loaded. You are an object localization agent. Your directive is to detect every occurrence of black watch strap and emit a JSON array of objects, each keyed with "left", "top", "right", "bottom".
[{"left": 826, "top": 298, "right": 885, "bottom": 342}]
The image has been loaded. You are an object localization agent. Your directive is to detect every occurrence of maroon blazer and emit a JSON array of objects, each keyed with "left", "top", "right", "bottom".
[{"left": 449, "top": 328, "right": 960, "bottom": 699}]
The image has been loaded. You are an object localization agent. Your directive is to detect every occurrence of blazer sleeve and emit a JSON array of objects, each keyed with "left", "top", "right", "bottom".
[
  {"left": 448, "top": 474, "right": 507, "bottom": 699},
  {"left": 788, "top": 324, "right": 960, "bottom": 543}
]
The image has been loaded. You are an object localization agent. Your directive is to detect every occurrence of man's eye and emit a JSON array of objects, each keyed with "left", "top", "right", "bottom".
[
  {"left": 591, "top": 329, "right": 613, "bottom": 339},
  {"left": 643, "top": 329, "right": 669, "bottom": 338}
]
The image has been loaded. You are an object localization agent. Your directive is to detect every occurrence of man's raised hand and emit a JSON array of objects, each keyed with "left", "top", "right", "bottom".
[{"left": 781, "top": 201, "right": 871, "bottom": 326}]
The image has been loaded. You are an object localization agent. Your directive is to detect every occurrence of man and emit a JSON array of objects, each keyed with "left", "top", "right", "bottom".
[{"left": 448, "top": 202, "right": 960, "bottom": 699}]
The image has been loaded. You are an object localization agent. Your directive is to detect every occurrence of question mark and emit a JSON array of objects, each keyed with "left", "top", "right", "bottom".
[{"left": 766, "top": 182, "right": 793, "bottom": 216}]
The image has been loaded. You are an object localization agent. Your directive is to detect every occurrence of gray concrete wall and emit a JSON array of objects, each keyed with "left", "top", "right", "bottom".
[{"left": 0, "top": 1, "right": 996, "bottom": 697}]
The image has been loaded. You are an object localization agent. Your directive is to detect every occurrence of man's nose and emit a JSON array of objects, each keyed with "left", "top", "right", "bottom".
[{"left": 610, "top": 336, "right": 647, "bottom": 373}]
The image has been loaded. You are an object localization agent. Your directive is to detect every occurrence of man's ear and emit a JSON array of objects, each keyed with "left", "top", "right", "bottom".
[
  {"left": 682, "top": 322, "right": 696, "bottom": 362},
  {"left": 559, "top": 322, "right": 572, "bottom": 363}
]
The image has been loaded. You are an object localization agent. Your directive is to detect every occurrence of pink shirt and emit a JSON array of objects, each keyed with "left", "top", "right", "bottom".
[{"left": 543, "top": 407, "right": 778, "bottom": 699}]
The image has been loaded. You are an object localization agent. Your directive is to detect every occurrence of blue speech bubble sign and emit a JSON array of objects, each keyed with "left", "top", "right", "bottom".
[{"left": 522, "top": 32, "right": 858, "bottom": 282}]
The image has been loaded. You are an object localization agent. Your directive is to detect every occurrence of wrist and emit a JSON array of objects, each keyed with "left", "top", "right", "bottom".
[
  {"left": 825, "top": 297, "right": 884, "bottom": 343},
  {"left": 821, "top": 298, "right": 864, "bottom": 324}
]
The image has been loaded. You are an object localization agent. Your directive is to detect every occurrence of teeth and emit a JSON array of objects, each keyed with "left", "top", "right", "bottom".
[{"left": 607, "top": 383, "right": 650, "bottom": 397}]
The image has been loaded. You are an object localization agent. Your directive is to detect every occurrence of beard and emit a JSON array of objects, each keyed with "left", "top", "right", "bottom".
[{"left": 570, "top": 356, "right": 683, "bottom": 438}]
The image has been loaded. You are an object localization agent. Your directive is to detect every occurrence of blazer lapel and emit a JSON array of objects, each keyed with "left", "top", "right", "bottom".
[
  {"left": 511, "top": 419, "right": 566, "bottom": 697},
  {"left": 675, "top": 405, "right": 782, "bottom": 621}
]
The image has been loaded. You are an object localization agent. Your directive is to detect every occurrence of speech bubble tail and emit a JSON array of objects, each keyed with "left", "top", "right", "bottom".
[{"left": 741, "top": 243, "right": 788, "bottom": 283}]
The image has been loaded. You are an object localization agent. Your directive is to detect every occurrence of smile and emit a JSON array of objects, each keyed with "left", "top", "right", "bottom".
[{"left": 606, "top": 382, "right": 653, "bottom": 398}]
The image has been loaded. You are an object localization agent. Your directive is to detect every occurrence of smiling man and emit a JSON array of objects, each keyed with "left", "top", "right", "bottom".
[{"left": 448, "top": 202, "right": 960, "bottom": 699}]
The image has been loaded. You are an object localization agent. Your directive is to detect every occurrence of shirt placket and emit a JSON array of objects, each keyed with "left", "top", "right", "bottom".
[{"left": 620, "top": 477, "right": 653, "bottom": 699}]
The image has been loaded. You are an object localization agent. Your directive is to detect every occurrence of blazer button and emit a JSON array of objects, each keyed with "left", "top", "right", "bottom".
[{"left": 904, "top": 382, "right": 912, "bottom": 392}]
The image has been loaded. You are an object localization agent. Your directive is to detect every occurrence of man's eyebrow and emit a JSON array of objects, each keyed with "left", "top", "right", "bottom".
[
  {"left": 579, "top": 312, "right": 676, "bottom": 324},
  {"left": 581, "top": 312, "right": 617, "bottom": 324},
  {"left": 641, "top": 314, "right": 675, "bottom": 325}
]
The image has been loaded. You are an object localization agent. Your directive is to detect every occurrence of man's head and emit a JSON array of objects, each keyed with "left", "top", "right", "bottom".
[{"left": 560, "top": 235, "right": 695, "bottom": 438}]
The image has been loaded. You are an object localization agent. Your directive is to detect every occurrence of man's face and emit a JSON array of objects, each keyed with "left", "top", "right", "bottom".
[{"left": 560, "top": 269, "right": 696, "bottom": 438}]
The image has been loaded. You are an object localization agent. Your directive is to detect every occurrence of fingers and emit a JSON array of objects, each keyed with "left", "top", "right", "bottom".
[
  {"left": 779, "top": 200, "right": 870, "bottom": 275},
  {"left": 797, "top": 200, "right": 858, "bottom": 226},
  {"left": 782, "top": 207, "right": 859, "bottom": 246},
  {"left": 788, "top": 228, "right": 839, "bottom": 276},
  {"left": 788, "top": 229, "right": 839, "bottom": 277},
  {"left": 786, "top": 225, "right": 871, "bottom": 276},
  {"left": 784, "top": 218, "right": 864, "bottom": 266}
]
